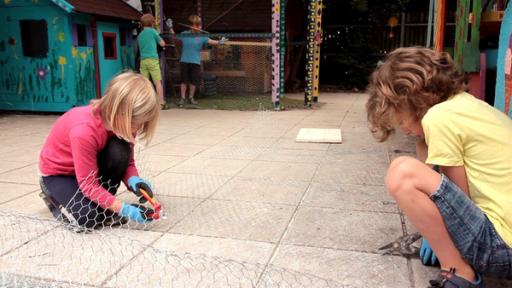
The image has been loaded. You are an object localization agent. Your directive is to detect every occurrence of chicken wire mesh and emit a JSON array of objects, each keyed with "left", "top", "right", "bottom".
[
  {"left": 0, "top": 109, "right": 356, "bottom": 288},
  {"left": 163, "top": 33, "right": 273, "bottom": 97},
  {"left": 0, "top": 208, "right": 349, "bottom": 288}
]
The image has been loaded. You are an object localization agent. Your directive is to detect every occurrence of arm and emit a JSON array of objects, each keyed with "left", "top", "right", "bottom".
[
  {"left": 440, "top": 165, "right": 470, "bottom": 196},
  {"left": 207, "top": 38, "right": 219, "bottom": 45},
  {"left": 415, "top": 137, "right": 428, "bottom": 163}
]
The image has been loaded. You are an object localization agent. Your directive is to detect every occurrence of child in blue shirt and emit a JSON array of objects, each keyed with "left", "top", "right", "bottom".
[{"left": 172, "top": 15, "right": 225, "bottom": 106}]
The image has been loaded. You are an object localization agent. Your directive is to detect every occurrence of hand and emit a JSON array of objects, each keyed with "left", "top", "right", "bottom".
[
  {"left": 119, "top": 203, "right": 154, "bottom": 224},
  {"left": 219, "top": 37, "right": 228, "bottom": 45},
  {"left": 128, "top": 176, "right": 153, "bottom": 203},
  {"left": 419, "top": 238, "right": 439, "bottom": 266}
]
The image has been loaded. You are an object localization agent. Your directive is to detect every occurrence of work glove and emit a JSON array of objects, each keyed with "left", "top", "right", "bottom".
[
  {"left": 219, "top": 37, "right": 228, "bottom": 45},
  {"left": 119, "top": 203, "right": 154, "bottom": 224},
  {"left": 419, "top": 238, "right": 439, "bottom": 266},
  {"left": 127, "top": 176, "right": 153, "bottom": 203}
]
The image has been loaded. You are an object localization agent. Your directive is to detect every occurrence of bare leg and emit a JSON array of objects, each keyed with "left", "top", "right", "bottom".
[
  {"left": 180, "top": 83, "right": 187, "bottom": 99},
  {"left": 189, "top": 84, "right": 196, "bottom": 100},
  {"left": 154, "top": 80, "right": 164, "bottom": 105},
  {"left": 386, "top": 156, "right": 476, "bottom": 281}
]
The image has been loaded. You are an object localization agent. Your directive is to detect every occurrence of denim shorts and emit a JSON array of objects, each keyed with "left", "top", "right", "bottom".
[{"left": 431, "top": 174, "right": 512, "bottom": 279}]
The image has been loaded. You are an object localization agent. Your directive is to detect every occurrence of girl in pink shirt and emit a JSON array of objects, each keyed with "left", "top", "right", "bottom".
[{"left": 39, "top": 72, "right": 160, "bottom": 229}]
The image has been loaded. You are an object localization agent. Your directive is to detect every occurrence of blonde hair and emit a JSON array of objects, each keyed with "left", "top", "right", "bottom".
[
  {"left": 92, "top": 71, "right": 159, "bottom": 144},
  {"left": 188, "top": 15, "right": 202, "bottom": 25},
  {"left": 366, "top": 47, "right": 465, "bottom": 142},
  {"left": 140, "top": 14, "right": 155, "bottom": 27}
]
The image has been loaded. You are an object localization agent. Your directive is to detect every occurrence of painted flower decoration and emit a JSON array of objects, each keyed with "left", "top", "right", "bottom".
[{"left": 37, "top": 67, "right": 48, "bottom": 80}]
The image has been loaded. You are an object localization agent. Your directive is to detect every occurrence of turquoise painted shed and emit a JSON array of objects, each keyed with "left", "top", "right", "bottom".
[{"left": 0, "top": 0, "right": 141, "bottom": 112}]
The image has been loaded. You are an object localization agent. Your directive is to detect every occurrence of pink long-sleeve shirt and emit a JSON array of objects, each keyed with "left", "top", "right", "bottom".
[{"left": 39, "top": 105, "right": 138, "bottom": 209}]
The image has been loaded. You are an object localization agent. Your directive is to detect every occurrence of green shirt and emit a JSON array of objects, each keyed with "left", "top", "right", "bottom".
[{"left": 137, "top": 28, "right": 162, "bottom": 59}]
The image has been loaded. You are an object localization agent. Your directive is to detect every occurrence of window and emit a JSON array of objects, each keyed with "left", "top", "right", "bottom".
[
  {"left": 76, "top": 24, "right": 87, "bottom": 46},
  {"left": 20, "top": 19, "right": 48, "bottom": 57},
  {"left": 102, "top": 32, "right": 117, "bottom": 59}
]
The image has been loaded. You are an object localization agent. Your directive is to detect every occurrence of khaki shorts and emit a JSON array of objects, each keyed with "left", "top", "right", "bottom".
[{"left": 140, "top": 58, "right": 162, "bottom": 82}]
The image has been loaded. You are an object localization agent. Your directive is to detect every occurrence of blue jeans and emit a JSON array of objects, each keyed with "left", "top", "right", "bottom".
[{"left": 431, "top": 174, "right": 512, "bottom": 279}]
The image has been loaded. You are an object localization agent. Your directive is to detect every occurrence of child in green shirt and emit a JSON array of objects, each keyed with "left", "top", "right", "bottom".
[{"left": 137, "top": 14, "right": 167, "bottom": 110}]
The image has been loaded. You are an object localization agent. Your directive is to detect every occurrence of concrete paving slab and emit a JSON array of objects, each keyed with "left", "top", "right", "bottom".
[
  {"left": 314, "top": 153, "right": 388, "bottom": 186},
  {"left": 0, "top": 210, "right": 58, "bottom": 256},
  {"left": 0, "top": 163, "right": 40, "bottom": 185},
  {"left": 134, "top": 154, "right": 187, "bottom": 177},
  {"left": 0, "top": 191, "right": 52, "bottom": 219},
  {"left": 169, "top": 133, "right": 229, "bottom": 145},
  {"left": 153, "top": 233, "right": 274, "bottom": 264},
  {"left": 0, "top": 161, "right": 32, "bottom": 175},
  {"left": 171, "top": 199, "right": 295, "bottom": 242},
  {"left": 197, "top": 145, "right": 267, "bottom": 160},
  {"left": 257, "top": 148, "right": 327, "bottom": 163},
  {"left": 218, "top": 136, "right": 278, "bottom": 148},
  {"left": 212, "top": 177, "right": 309, "bottom": 205},
  {"left": 283, "top": 206, "right": 402, "bottom": 252},
  {"left": 273, "top": 137, "right": 332, "bottom": 151},
  {"left": 269, "top": 244, "right": 410, "bottom": 288},
  {"left": 168, "top": 157, "right": 250, "bottom": 176},
  {"left": 154, "top": 172, "right": 231, "bottom": 198},
  {"left": 0, "top": 182, "right": 39, "bottom": 204},
  {"left": 116, "top": 194, "right": 203, "bottom": 232},
  {"left": 238, "top": 161, "right": 318, "bottom": 182},
  {"left": 302, "top": 183, "right": 398, "bottom": 213},
  {"left": 0, "top": 227, "right": 162, "bottom": 286},
  {"left": 143, "top": 142, "right": 210, "bottom": 157}
]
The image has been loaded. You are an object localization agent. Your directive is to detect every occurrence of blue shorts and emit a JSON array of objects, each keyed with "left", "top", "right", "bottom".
[{"left": 431, "top": 174, "right": 512, "bottom": 278}]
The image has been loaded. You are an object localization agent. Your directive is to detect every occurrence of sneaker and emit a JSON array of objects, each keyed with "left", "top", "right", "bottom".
[
  {"left": 177, "top": 98, "right": 185, "bottom": 107},
  {"left": 189, "top": 98, "right": 198, "bottom": 105},
  {"left": 429, "top": 268, "right": 485, "bottom": 288}
]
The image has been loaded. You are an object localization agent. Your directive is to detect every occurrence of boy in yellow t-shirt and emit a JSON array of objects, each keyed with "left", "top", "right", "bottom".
[{"left": 367, "top": 47, "right": 512, "bottom": 288}]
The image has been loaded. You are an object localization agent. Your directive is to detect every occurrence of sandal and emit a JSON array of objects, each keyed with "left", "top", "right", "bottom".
[{"left": 429, "top": 268, "right": 485, "bottom": 288}]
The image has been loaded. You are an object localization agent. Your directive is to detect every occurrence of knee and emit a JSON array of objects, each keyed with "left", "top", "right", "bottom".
[
  {"left": 385, "top": 156, "right": 421, "bottom": 198},
  {"left": 103, "top": 137, "right": 131, "bottom": 167}
]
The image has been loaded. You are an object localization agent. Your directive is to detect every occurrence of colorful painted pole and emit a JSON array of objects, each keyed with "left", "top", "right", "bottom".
[
  {"left": 304, "top": 0, "right": 317, "bottom": 107},
  {"left": 279, "top": 0, "right": 285, "bottom": 97},
  {"left": 433, "top": 0, "right": 446, "bottom": 51},
  {"left": 271, "top": 0, "right": 281, "bottom": 107},
  {"left": 454, "top": 0, "right": 468, "bottom": 69},
  {"left": 312, "top": 0, "right": 323, "bottom": 102}
]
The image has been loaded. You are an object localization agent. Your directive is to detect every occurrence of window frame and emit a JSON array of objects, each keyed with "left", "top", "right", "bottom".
[{"left": 102, "top": 32, "right": 117, "bottom": 60}]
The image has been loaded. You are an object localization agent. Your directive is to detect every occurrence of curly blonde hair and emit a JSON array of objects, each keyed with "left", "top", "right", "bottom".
[{"left": 366, "top": 47, "right": 465, "bottom": 142}]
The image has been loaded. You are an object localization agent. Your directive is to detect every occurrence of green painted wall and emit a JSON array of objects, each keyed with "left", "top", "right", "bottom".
[
  {"left": 0, "top": 0, "right": 77, "bottom": 111},
  {"left": 0, "top": 0, "right": 136, "bottom": 112}
]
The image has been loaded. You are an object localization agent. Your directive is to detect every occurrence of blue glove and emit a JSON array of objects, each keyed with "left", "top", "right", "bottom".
[
  {"left": 419, "top": 238, "right": 439, "bottom": 266},
  {"left": 120, "top": 203, "right": 152, "bottom": 224},
  {"left": 127, "top": 176, "right": 153, "bottom": 203}
]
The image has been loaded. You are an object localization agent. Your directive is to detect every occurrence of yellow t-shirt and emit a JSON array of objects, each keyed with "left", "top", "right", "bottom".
[{"left": 422, "top": 92, "right": 512, "bottom": 247}]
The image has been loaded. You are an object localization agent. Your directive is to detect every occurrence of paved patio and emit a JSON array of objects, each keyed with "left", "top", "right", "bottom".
[{"left": 0, "top": 93, "right": 510, "bottom": 287}]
